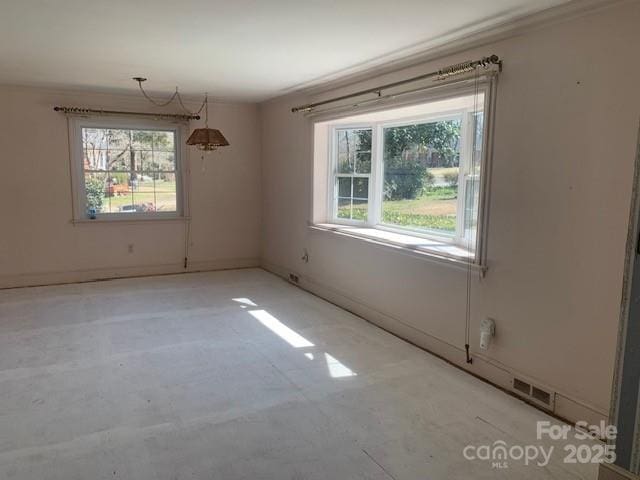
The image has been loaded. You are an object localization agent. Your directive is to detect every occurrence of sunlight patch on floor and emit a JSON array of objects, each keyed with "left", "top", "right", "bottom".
[
  {"left": 249, "top": 309, "right": 314, "bottom": 348},
  {"left": 325, "top": 353, "right": 357, "bottom": 378}
]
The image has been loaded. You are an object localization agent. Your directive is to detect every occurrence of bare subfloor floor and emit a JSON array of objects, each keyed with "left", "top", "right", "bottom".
[{"left": 0, "top": 269, "right": 596, "bottom": 479}]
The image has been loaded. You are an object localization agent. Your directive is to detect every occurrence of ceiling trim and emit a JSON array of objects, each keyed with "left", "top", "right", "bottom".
[
  {"left": 0, "top": 82, "right": 250, "bottom": 107},
  {"left": 267, "top": 0, "right": 625, "bottom": 103}
]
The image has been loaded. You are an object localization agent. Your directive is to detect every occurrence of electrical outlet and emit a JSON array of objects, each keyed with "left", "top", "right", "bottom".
[
  {"left": 479, "top": 318, "right": 496, "bottom": 349},
  {"left": 288, "top": 273, "right": 299, "bottom": 284},
  {"left": 128, "top": 244, "right": 134, "bottom": 254}
]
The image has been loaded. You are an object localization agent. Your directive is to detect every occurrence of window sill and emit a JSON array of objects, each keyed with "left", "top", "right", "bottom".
[
  {"left": 309, "top": 223, "right": 487, "bottom": 275},
  {"left": 71, "top": 216, "right": 190, "bottom": 225}
]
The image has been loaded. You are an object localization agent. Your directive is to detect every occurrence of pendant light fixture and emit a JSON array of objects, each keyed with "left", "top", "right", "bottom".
[
  {"left": 133, "top": 77, "right": 229, "bottom": 151},
  {"left": 186, "top": 94, "right": 229, "bottom": 151}
]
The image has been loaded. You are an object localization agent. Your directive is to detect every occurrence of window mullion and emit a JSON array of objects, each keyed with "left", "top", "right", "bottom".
[
  {"left": 349, "top": 170, "right": 354, "bottom": 219},
  {"left": 329, "top": 128, "right": 337, "bottom": 221},
  {"left": 455, "top": 111, "right": 472, "bottom": 243},
  {"left": 366, "top": 128, "right": 374, "bottom": 226},
  {"left": 371, "top": 124, "right": 383, "bottom": 227}
]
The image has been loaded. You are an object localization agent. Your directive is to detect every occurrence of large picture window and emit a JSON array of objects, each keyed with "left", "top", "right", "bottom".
[
  {"left": 315, "top": 85, "right": 493, "bottom": 264},
  {"left": 70, "top": 119, "right": 185, "bottom": 220}
]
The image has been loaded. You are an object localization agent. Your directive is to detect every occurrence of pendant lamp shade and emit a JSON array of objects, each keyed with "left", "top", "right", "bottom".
[{"left": 186, "top": 128, "right": 230, "bottom": 151}]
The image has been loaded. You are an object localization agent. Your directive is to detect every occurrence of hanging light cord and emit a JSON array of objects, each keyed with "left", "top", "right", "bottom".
[
  {"left": 134, "top": 78, "right": 207, "bottom": 117},
  {"left": 133, "top": 78, "right": 212, "bottom": 268}
]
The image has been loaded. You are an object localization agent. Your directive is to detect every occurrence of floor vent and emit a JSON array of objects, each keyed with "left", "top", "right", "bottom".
[
  {"left": 512, "top": 377, "right": 554, "bottom": 410},
  {"left": 531, "top": 386, "right": 552, "bottom": 406},
  {"left": 513, "top": 378, "right": 531, "bottom": 396}
]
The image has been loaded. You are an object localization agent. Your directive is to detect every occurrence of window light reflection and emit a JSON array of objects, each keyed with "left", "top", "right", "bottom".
[
  {"left": 248, "top": 309, "right": 314, "bottom": 348},
  {"left": 325, "top": 353, "right": 357, "bottom": 378},
  {"left": 233, "top": 298, "right": 258, "bottom": 306}
]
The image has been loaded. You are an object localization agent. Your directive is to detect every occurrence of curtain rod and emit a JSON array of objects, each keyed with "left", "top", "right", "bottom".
[
  {"left": 291, "top": 54, "right": 502, "bottom": 113},
  {"left": 53, "top": 106, "right": 199, "bottom": 121},
  {"left": 302, "top": 72, "right": 496, "bottom": 118}
]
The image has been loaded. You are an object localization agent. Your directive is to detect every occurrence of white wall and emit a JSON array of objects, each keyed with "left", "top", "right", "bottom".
[
  {"left": 259, "top": 1, "right": 640, "bottom": 420},
  {"left": 0, "top": 86, "right": 261, "bottom": 287}
]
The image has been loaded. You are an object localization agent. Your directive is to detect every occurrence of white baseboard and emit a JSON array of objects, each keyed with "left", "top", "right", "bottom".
[
  {"left": 0, "top": 257, "right": 260, "bottom": 289},
  {"left": 599, "top": 464, "right": 640, "bottom": 480},
  {"left": 187, "top": 258, "right": 261, "bottom": 273},
  {"left": 261, "top": 260, "right": 607, "bottom": 426}
]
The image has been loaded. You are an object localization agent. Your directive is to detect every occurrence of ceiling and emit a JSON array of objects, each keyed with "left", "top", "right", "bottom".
[{"left": 0, "top": 0, "right": 570, "bottom": 102}]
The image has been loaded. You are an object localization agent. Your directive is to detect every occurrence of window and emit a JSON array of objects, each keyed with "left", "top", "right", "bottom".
[
  {"left": 70, "top": 118, "right": 185, "bottom": 220},
  {"left": 335, "top": 128, "right": 372, "bottom": 221},
  {"left": 314, "top": 84, "right": 493, "bottom": 264}
]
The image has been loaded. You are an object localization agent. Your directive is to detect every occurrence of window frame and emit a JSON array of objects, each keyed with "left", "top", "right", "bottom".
[
  {"left": 69, "top": 116, "right": 189, "bottom": 222},
  {"left": 328, "top": 122, "right": 374, "bottom": 226},
  {"left": 322, "top": 81, "right": 494, "bottom": 263}
]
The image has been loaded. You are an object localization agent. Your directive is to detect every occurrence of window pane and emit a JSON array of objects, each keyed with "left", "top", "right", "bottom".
[
  {"left": 353, "top": 177, "right": 368, "bottom": 199},
  {"left": 131, "top": 130, "right": 154, "bottom": 150},
  {"left": 85, "top": 149, "right": 108, "bottom": 171},
  {"left": 83, "top": 128, "right": 108, "bottom": 150},
  {"left": 104, "top": 174, "right": 133, "bottom": 213},
  {"left": 129, "top": 171, "right": 158, "bottom": 213},
  {"left": 84, "top": 173, "right": 108, "bottom": 214},
  {"left": 463, "top": 175, "right": 480, "bottom": 241},
  {"left": 335, "top": 175, "right": 368, "bottom": 222},
  {"left": 356, "top": 152, "right": 371, "bottom": 174},
  {"left": 80, "top": 126, "right": 177, "bottom": 217},
  {"left": 108, "top": 150, "right": 129, "bottom": 171},
  {"left": 352, "top": 199, "right": 368, "bottom": 221},
  {"left": 336, "top": 128, "right": 371, "bottom": 174},
  {"left": 334, "top": 128, "right": 372, "bottom": 223},
  {"left": 357, "top": 129, "right": 371, "bottom": 151},
  {"left": 154, "top": 173, "right": 177, "bottom": 212},
  {"left": 137, "top": 173, "right": 154, "bottom": 185},
  {"left": 382, "top": 118, "right": 462, "bottom": 234},
  {"left": 132, "top": 192, "right": 156, "bottom": 213},
  {"left": 337, "top": 198, "right": 351, "bottom": 219},
  {"left": 106, "top": 129, "right": 131, "bottom": 151},
  {"left": 154, "top": 152, "right": 176, "bottom": 171},
  {"left": 153, "top": 131, "right": 175, "bottom": 152},
  {"left": 133, "top": 150, "right": 151, "bottom": 171},
  {"left": 464, "top": 112, "right": 483, "bottom": 241},
  {"left": 337, "top": 177, "right": 351, "bottom": 197},
  {"left": 337, "top": 153, "right": 353, "bottom": 174}
]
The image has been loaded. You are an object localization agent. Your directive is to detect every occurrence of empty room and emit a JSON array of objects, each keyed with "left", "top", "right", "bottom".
[{"left": 1, "top": 0, "right": 640, "bottom": 479}]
